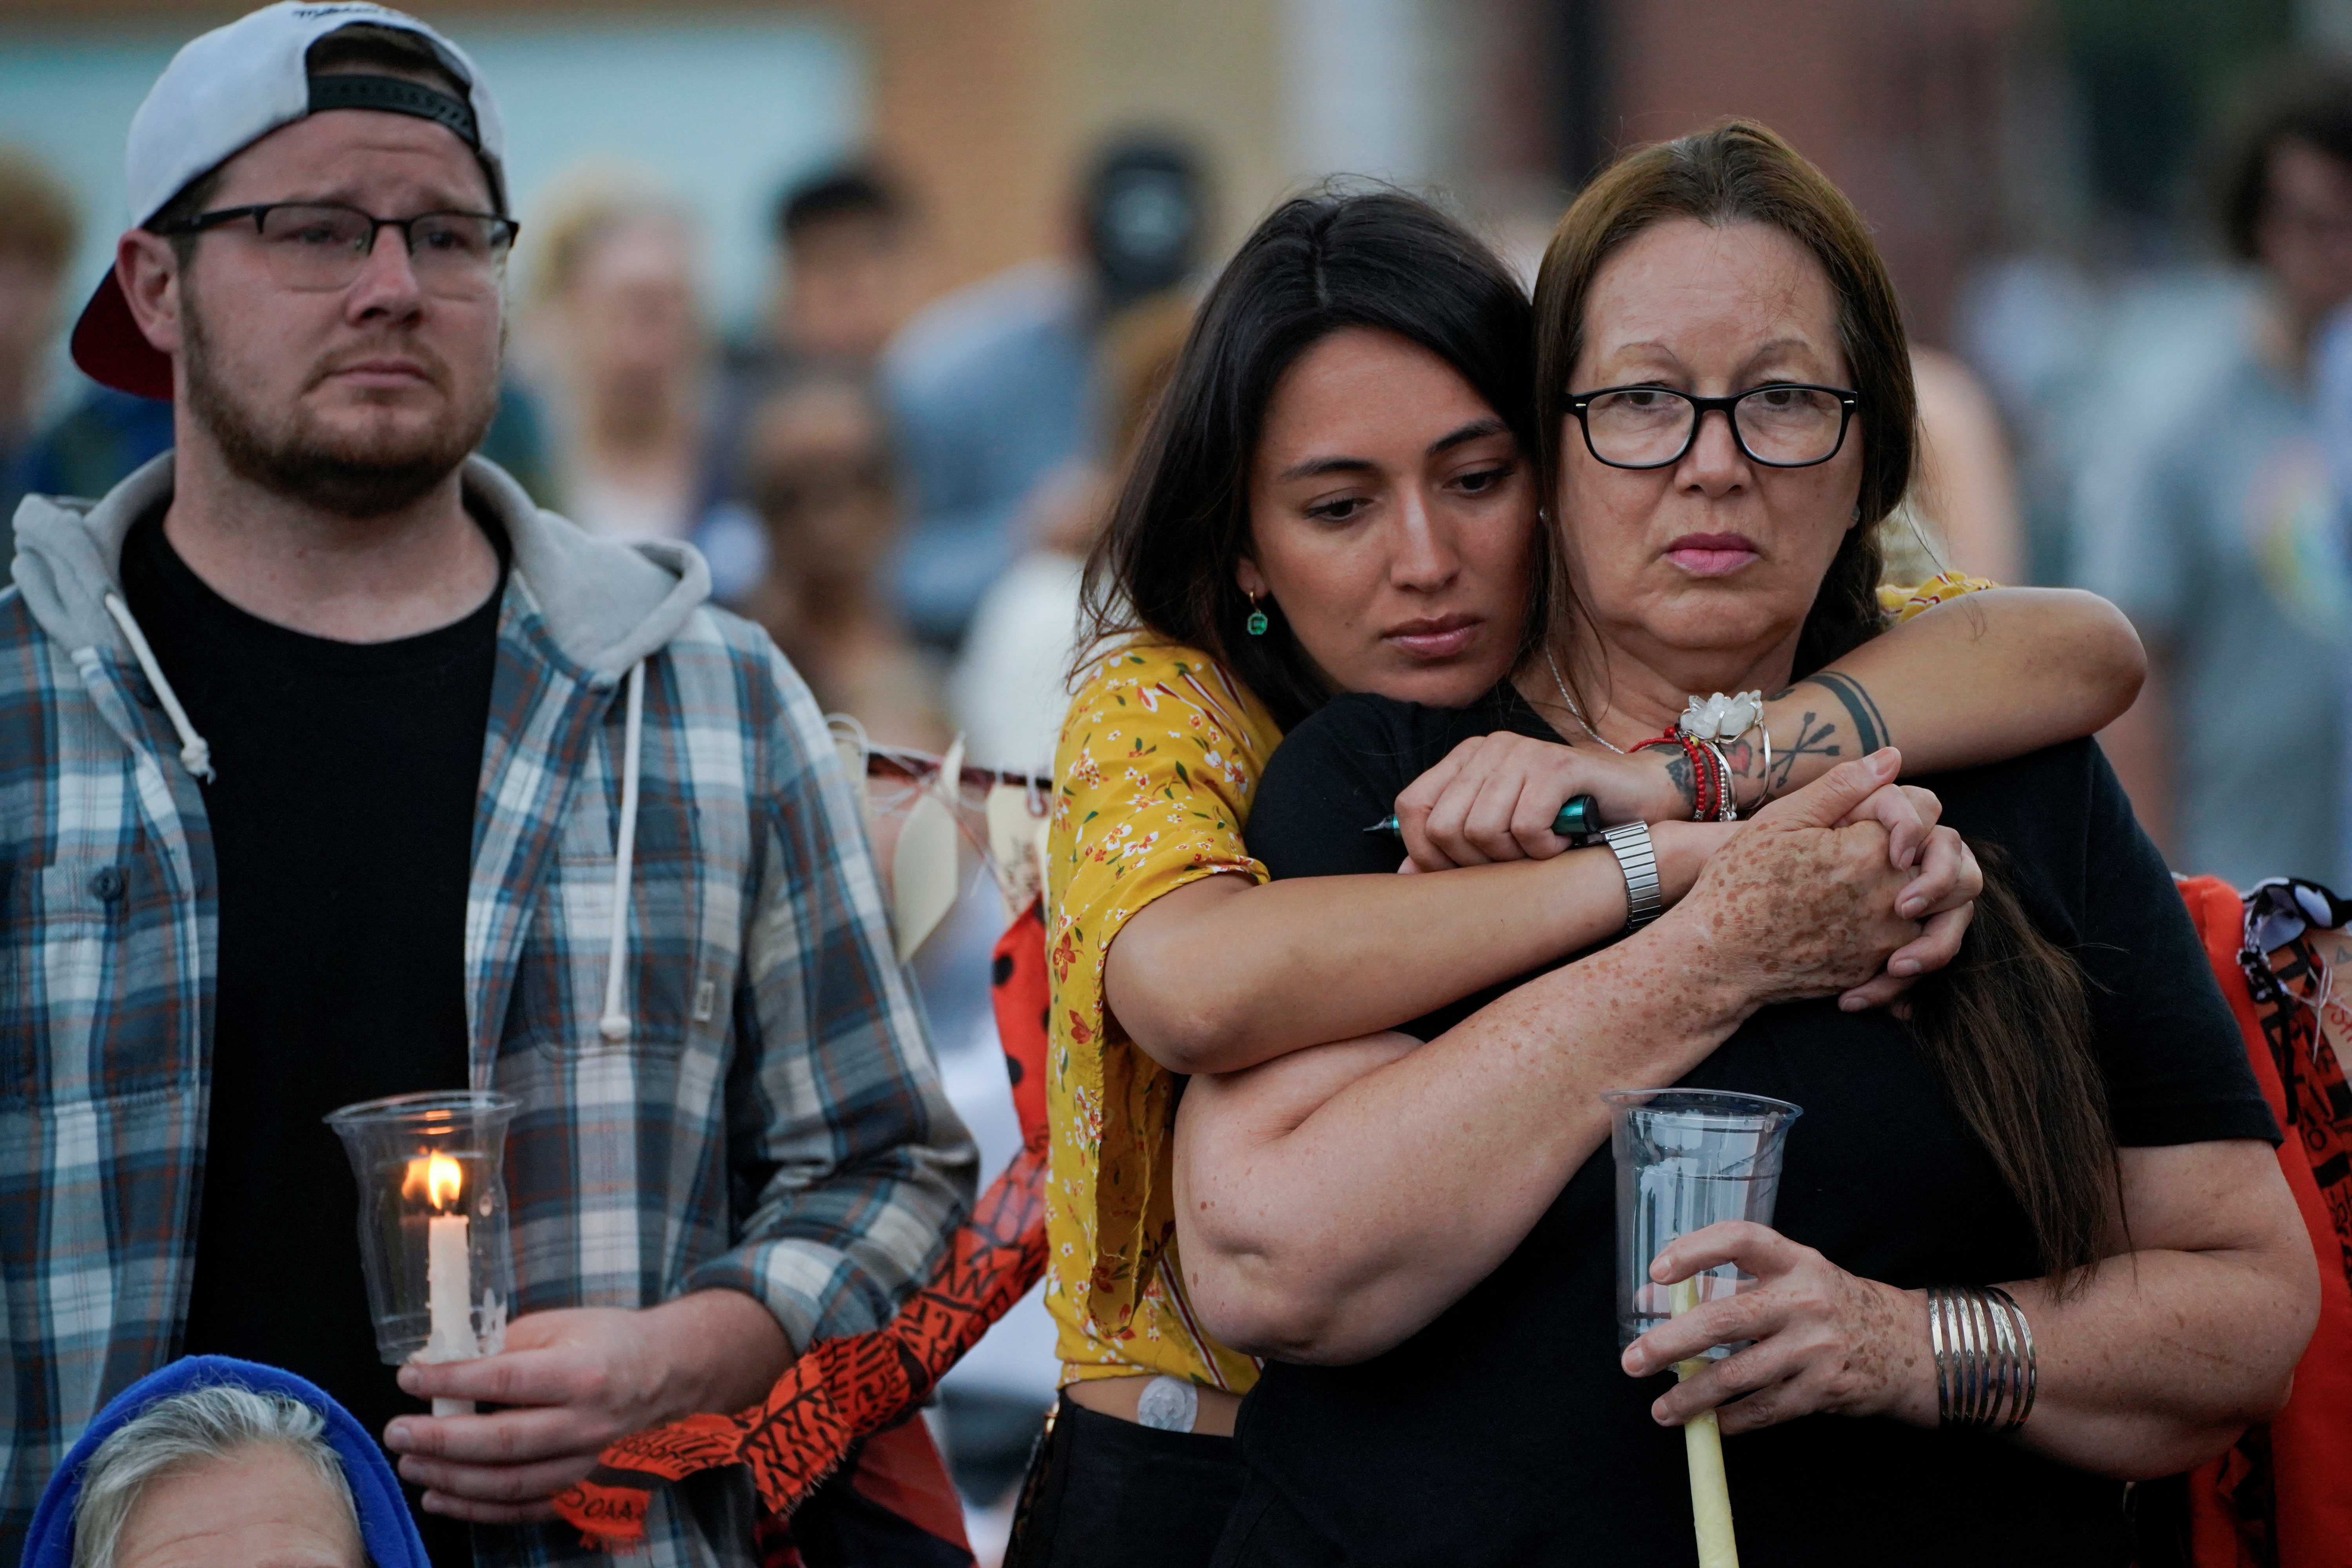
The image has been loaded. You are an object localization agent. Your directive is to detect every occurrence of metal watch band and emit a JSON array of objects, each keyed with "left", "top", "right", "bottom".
[{"left": 1601, "top": 820, "right": 1664, "bottom": 930}]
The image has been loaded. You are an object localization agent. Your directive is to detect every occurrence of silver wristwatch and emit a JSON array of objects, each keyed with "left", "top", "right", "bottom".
[{"left": 1601, "top": 820, "right": 1664, "bottom": 930}]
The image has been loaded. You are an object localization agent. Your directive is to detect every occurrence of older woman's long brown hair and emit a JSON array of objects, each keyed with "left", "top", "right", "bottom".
[{"left": 1533, "top": 120, "right": 2119, "bottom": 1289}]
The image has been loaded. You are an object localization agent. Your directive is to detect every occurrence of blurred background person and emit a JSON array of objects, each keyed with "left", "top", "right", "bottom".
[
  {"left": 735, "top": 372, "right": 946, "bottom": 749},
  {"left": 882, "top": 132, "right": 1210, "bottom": 652},
  {"left": 520, "top": 174, "right": 720, "bottom": 547},
  {"left": 0, "top": 146, "right": 76, "bottom": 565},
  {"left": 866, "top": 148, "right": 1217, "bottom": 1550},
  {"left": 760, "top": 163, "right": 922, "bottom": 376},
  {"left": 701, "top": 163, "right": 925, "bottom": 603},
  {"left": 947, "top": 290, "right": 1195, "bottom": 777},
  {"left": 0, "top": 143, "right": 162, "bottom": 584},
  {"left": 1878, "top": 345, "right": 2026, "bottom": 585},
  {"left": 2075, "top": 63, "right": 2352, "bottom": 887}
]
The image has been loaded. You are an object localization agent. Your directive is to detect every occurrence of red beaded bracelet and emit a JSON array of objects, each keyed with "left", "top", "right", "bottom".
[{"left": 1656, "top": 731, "right": 1716, "bottom": 820}]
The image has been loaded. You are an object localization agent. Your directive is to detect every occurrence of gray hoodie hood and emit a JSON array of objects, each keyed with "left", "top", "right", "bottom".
[{"left": 10, "top": 451, "right": 710, "bottom": 681}]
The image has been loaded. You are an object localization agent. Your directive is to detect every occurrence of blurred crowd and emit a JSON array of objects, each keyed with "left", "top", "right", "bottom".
[
  {"left": 0, "top": 127, "right": 1209, "bottom": 791},
  {"left": 7, "top": 60, "right": 2350, "bottom": 873}
]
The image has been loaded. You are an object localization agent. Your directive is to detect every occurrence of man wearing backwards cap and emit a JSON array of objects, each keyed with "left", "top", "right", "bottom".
[{"left": 1, "top": 6, "right": 973, "bottom": 1566}]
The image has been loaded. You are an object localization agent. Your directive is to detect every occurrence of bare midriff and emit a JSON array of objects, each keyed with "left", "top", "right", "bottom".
[{"left": 1064, "top": 1372, "right": 1244, "bottom": 1436}]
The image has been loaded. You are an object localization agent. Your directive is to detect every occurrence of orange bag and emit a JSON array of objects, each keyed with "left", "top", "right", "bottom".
[{"left": 2175, "top": 876, "right": 2352, "bottom": 1568}]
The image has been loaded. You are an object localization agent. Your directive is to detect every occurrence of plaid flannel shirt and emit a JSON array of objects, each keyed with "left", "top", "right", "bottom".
[{"left": 0, "top": 456, "right": 974, "bottom": 1567}]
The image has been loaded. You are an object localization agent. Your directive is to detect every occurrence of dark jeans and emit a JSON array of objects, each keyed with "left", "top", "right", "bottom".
[{"left": 1005, "top": 1392, "right": 1245, "bottom": 1568}]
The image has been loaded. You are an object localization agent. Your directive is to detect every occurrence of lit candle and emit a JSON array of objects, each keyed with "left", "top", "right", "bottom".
[
  {"left": 406, "top": 1153, "right": 477, "bottom": 1417},
  {"left": 1671, "top": 1275, "right": 1739, "bottom": 1568}
]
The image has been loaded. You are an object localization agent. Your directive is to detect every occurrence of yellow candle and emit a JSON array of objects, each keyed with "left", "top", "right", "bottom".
[{"left": 1671, "top": 1275, "right": 1739, "bottom": 1568}]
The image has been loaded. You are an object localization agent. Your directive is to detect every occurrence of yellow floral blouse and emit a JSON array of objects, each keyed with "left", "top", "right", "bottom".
[
  {"left": 1045, "top": 575, "right": 1992, "bottom": 1392},
  {"left": 1879, "top": 571, "right": 1993, "bottom": 622},
  {"left": 1046, "top": 644, "right": 1282, "bottom": 1391}
]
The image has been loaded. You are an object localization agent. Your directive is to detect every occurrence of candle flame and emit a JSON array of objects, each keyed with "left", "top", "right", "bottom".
[{"left": 401, "top": 1153, "right": 465, "bottom": 1212}]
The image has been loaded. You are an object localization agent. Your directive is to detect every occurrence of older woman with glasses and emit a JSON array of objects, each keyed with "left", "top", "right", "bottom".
[{"left": 1176, "top": 122, "right": 2320, "bottom": 1567}]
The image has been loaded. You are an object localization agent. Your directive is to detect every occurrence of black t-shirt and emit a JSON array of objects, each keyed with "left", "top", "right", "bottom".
[
  {"left": 1217, "top": 686, "right": 2281, "bottom": 1568},
  {"left": 120, "top": 508, "right": 499, "bottom": 1561}
]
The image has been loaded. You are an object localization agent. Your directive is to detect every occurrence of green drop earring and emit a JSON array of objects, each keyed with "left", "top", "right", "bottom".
[{"left": 1245, "top": 592, "right": 1269, "bottom": 637}]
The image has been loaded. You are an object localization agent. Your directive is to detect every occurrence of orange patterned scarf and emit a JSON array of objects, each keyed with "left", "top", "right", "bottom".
[{"left": 552, "top": 900, "right": 1055, "bottom": 1558}]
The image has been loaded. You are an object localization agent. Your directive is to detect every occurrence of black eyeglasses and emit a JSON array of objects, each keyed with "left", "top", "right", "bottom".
[
  {"left": 149, "top": 202, "right": 518, "bottom": 298},
  {"left": 1566, "top": 383, "right": 1860, "bottom": 470}
]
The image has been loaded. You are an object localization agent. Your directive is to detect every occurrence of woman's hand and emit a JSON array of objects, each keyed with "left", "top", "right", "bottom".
[
  {"left": 1674, "top": 751, "right": 1924, "bottom": 1005},
  {"left": 1393, "top": 732, "right": 1686, "bottom": 870},
  {"left": 1832, "top": 783, "right": 1980, "bottom": 1011},
  {"left": 1397, "top": 741, "right": 1972, "bottom": 1001},
  {"left": 1619, "top": 1220, "right": 1934, "bottom": 1437},
  {"left": 1648, "top": 819, "right": 1740, "bottom": 903}
]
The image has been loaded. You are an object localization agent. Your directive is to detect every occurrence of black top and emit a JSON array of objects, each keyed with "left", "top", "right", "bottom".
[
  {"left": 120, "top": 510, "right": 499, "bottom": 1481},
  {"left": 1216, "top": 685, "right": 2281, "bottom": 1568}
]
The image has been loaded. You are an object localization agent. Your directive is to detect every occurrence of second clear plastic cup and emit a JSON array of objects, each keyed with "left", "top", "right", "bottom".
[
  {"left": 323, "top": 1090, "right": 521, "bottom": 1370},
  {"left": 1604, "top": 1088, "right": 1802, "bottom": 1357}
]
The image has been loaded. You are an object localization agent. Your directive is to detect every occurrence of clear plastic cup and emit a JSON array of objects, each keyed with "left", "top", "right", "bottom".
[
  {"left": 324, "top": 1090, "right": 520, "bottom": 1370},
  {"left": 1604, "top": 1089, "right": 1802, "bottom": 1357}
]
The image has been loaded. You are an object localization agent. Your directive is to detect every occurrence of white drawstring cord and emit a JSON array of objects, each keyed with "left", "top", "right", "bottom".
[
  {"left": 111, "top": 582, "right": 646, "bottom": 1042},
  {"left": 102, "top": 592, "right": 214, "bottom": 782},
  {"left": 110, "top": 581, "right": 646, "bottom": 1043},
  {"left": 598, "top": 661, "right": 646, "bottom": 1044}
]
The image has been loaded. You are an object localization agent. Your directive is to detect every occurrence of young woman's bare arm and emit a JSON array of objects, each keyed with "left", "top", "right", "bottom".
[
  {"left": 1171, "top": 759, "right": 1931, "bottom": 1362},
  {"left": 1399, "top": 588, "right": 2143, "bottom": 870},
  {"left": 1108, "top": 590, "right": 2129, "bottom": 1079},
  {"left": 1744, "top": 587, "right": 2143, "bottom": 801},
  {"left": 1105, "top": 825, "right": 1691, "bottom": 1076}
]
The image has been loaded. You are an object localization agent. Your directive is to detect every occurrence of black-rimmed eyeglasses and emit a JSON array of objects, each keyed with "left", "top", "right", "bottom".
[
  {"left": 1565, "top": 383, "right": 1859, "bottom": 470},
  {"left": 148, "top": 203, "right": 518, "bottom": 299}
]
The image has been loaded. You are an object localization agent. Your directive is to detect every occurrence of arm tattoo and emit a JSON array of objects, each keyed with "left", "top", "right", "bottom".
[
  {"left": 1640, "top": 740, "right": 1697, "bottom": 816},
  {"left": 1720, "top": 732, "right": 1760, "bottom": 806},
  {"left": 1774, "top": 706, "right": 1842, "bottom": 795},
  {"left": 1808, "top": 670, "right": 1888, "bottom": 755},
  {"left": 1753, "top": 673, "right": 1888, "bottom": 800}
]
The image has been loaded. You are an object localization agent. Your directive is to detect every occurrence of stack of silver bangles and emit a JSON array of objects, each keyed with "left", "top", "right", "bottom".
[{"left": 1928, "top": 1283, "right": 2038, "bottom": 1433}]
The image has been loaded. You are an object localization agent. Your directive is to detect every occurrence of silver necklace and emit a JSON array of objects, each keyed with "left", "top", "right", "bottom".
[{"left": 1545, "top": 649, "right": 1624, "bottom": 754}]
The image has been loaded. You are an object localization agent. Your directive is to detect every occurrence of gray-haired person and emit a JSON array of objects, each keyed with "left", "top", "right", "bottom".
[{"left": 23, "top": 1355, "right": 430, "bottom": 1568}]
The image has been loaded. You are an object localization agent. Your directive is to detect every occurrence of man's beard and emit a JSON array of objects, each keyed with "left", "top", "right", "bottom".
[{"left": 182, "top": 297, "right": 498, "bottom": 521}]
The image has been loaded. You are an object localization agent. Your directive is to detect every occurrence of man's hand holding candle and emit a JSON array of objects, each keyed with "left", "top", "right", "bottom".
[{"left": 384, "top": 1289, "right": 793, "bottom": 1523}]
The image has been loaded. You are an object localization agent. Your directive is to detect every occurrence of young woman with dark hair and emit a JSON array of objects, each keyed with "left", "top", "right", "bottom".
[
  {"left": 1016, "top": 187, "right": 2148, "bottom": 1566},
  {"left": 1171, "top": 126, "right": 2318, "bottom": 1566}
]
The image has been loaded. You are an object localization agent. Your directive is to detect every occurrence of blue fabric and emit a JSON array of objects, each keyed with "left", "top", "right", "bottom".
[
  {"left": 16, "top": 1354, "right": 427, "bottom": 1568},
  {"left": 878, "top": 261, "right": 1098, "bottom": 649},
  {"left": 15, "top": 388, "right": 176, "bottom": 521},
  {"left": 2073, "top": 317, "right": 2349, "bottom": 887}
]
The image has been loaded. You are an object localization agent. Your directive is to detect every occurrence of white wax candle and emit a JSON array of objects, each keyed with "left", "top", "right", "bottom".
[
  {"left": 424, "top": 1212, "right": 475, "bottom": 1417},
  {"left": 1671, "top": 1276, "right": 1739, "bottom": 1568}
]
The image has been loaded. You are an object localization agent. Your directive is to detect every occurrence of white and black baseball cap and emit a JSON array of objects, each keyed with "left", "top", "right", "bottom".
[{"left": 71, "top": 1, "right": 508, "bottom": 400}]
